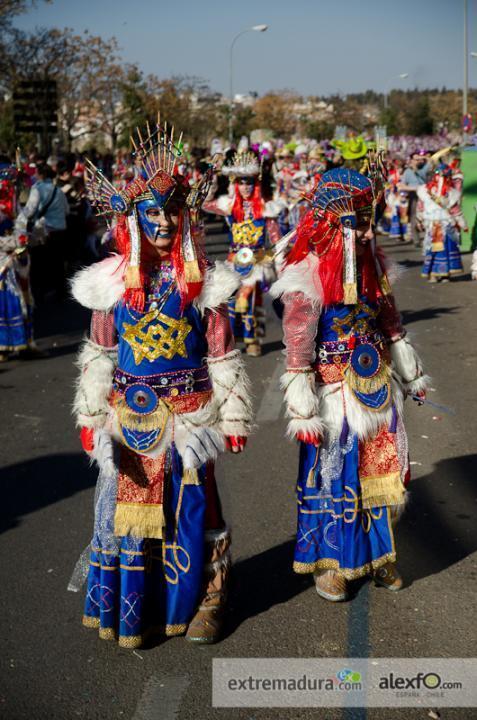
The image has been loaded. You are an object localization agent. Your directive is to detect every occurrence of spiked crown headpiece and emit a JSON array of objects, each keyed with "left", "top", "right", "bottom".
[
  {"left": 221, "top": 151, "right": 260, "bottom": 179},
  {"left": 85, "top": 116, "right": 211, "bottom": 303}
]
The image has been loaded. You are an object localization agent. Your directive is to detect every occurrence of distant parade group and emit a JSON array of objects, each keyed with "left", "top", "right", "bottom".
[{"left": 0, "top": 122, "right": 474, "bottom": 647}]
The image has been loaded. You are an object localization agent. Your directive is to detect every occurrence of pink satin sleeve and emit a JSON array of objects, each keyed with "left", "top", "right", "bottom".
[
  {"left": 90, "top": 310, "right": 117, "bottom": 348},
  {"left": 266, "top": 218, "right": 281, "bottom": 245},
  {"left": 202, "top": 200, "right": 228, "bottom": 217},
  {"left": 282, "top": 292, "right": 320, "bottom": 369},
  {"left": 205, "top": 304, "right": 235, "bottom": 358}
]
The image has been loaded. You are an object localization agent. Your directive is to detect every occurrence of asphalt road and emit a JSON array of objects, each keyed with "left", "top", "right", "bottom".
[{"left": 1, "top": 225, "right": 477, "bottom": 720}]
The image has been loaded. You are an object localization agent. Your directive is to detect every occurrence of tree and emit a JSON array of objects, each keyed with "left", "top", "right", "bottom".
[
  {"left": 404, "top": 94, "right": 433, "bottom": 135},
  {"left": 0, "top": 26, "right": 130, "bottom": 151},
  {"left": 253, "top": 91, "right": 299, "bottom": 137}
]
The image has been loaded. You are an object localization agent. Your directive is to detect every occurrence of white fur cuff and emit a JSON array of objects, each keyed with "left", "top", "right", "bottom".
[
  {"left": 73, "top": 339, "right": 116, "bottom": 429},
  {"left": 207, "top": 350, "right": 253, "bottom": 437},
  {"left": 390, "top": 337, "right": 424, "bottom": 384},
  {"left": 280, "top": 370, "right": 324, "bottom": 439},
  {"left": 407, "top": 374, "right": 431, "bottom": 396}
]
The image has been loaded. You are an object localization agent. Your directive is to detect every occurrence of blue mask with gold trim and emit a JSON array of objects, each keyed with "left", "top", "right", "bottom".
[{"left": 136, "top": 197, "right": 162, "bottom": 242}]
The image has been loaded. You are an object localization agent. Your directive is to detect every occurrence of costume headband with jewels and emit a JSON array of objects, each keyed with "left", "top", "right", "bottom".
[{"left": 221, "top": 151, "right": 260, "bottom": 180}]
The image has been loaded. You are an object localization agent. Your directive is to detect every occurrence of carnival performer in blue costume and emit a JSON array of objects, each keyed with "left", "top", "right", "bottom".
[
  {"left": 70, "top": 118, "right": 253, "bottom": 647},
  {"left": 271, "top": 160, "right": 428, "bottom": 602},
  {"left": 418, "top": 163, "right": 466, "bottom": 283},
  {"left": 203, "top": 151, "right": 283, "bottom": 356},
  {"left": 0, "top": 160, "right": 34, "bottom": 361}
]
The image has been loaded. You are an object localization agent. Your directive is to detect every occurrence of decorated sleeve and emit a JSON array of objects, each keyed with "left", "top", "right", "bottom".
[
  {"left": 205, "top": 305, "right": 252, "bottom": 437},
  {"left": 73, "top": 310, "right": 117, "bottom": 429},
  {"left": 202, "top": 194, "right": 233, "bottom": 218},
  {"left": 378, "top": 294, "right": 406, "bottom": 343},
  {"left": 280, "top": 291, "right": 324, "bottom": 440},
  {"left": 282, "top": 291, "right": 320, "bottom": 369},
  {"left": 204, "top": 303, "right": 235, "bottom": 358},
  {"left": 266, "top": 218, "right": 282, "bottom": 246}
]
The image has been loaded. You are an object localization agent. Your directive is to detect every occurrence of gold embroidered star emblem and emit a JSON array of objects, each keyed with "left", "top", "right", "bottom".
[
  {"left": 122, "top": 309, "right": 192, "bottom": 364},
  {"left": 232, "top": 220, "right": 264, "bottom": 247}
]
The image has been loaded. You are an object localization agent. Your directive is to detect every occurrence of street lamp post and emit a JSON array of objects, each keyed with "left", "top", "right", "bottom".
[
  {"left": 229, "top": 24, "right": 268, "bottom": 145},
  {"left": 464, "top": 0, "right": 468, "bottom": 116}
]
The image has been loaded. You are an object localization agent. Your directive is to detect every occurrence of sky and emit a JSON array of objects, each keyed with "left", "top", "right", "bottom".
[{"left": 13, "top": 0, "right": 477, "bottom": 98}]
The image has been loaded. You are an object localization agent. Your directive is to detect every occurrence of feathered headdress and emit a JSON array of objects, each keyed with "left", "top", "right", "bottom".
[
  {"left": 284, "top": 166, "right": 391, "bottom": 305},
  {"left": 85, "top": 115, "right": 213, "bottom": 310}
]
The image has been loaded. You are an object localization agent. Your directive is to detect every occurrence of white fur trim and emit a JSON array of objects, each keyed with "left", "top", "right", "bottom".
[
  {"left": 280, "top": 370, "right": 324, "bottom": 439},
  {"left": 263, "top": 199, "right": 286, "bottom": 218},
  {"left": 73, "top": 339, "right": 116, "bottom": 429},
  {"left": 390, "top": 337, "right": 424, "bottom": 384},
  {"left": 237, "top": 261, "right": 276, "bottom": 288},
  {"left": 182, "top": 426, "right": 225, "bottom": 470},
  {"left": 407, "top": 374, "right": 431, "bottom": 395},
  {"left": 207, "top": 349, "right": 253, "bottom": 437},
  {"left": 222, "top": 163, "right": 259, "bottom": 178},
  {"left": 71, "top": 254, "right": 125, "bottom": 311},
  {"left": 205, "top": 527, "right": 231, "bottom": 544},
  {"left": 90, "top": 429, "right": 116, "bottom": 476},
  {"left": 214, "top": 195, "right": 234, "bottom": 215},
  {"left": 270, "top": 253, "right": 322, "bottom": 306},
  {"left": 195, "top": 261, "right": 240, "bottom": 313},
  {"left": 317, "top": 377, "right": 404, "bottom": 441}
]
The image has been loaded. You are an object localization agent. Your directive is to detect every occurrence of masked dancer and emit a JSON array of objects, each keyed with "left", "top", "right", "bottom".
[
  {"left": 70, "top": 119, "right": 253, "bottom": 647},
  {"left": 271, "top": 163, "right": 428, "bottom": 602}
]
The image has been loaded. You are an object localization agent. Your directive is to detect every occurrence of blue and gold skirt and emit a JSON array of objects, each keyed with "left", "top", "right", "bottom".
[
  {"left": 83, "top": 447, "right": 206, "bottom": 648},
  {"left": 422, "top": 232, "right": 463, "bottom": 278},
  {"left": 294, "top": 436, "right": 396, "bottom": 580},
  {"left": 0, "top": 266, "right": 32, "bottom": 352}
]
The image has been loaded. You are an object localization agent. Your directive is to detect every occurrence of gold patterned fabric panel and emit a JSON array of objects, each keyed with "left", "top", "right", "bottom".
[{"left": 122, "top": 309, "right": 192, "bottom": 364}]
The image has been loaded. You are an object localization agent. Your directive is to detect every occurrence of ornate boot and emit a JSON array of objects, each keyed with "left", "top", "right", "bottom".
[
  {"left": 245, "top": 342, "right": 262, "bottom": 357},
  {"left": 314, "top": 569, "right": 348, "bottom": 602},
  {"left": 372, "top": 562, "right": 403, "bottom": 591},
  {"left": 185, "top": 529, "right": 231, "bottom": 644}
]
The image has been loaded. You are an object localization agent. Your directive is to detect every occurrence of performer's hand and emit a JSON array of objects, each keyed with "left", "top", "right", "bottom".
[
  {"left": 412, "top": 390, "right": 426, "bottom": 406},
  {"left": 225, "top": 436, "right": 247, "bottom": 453},
  {"left": 80, "top": 426, "right": 95, "bottom": 453},
  {"left": 296, "top": 431, "right": 321, "bottom": 446}
]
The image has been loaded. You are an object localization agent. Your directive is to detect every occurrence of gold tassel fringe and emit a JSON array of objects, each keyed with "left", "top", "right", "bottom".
[
  {"left": 113, "top": 395, "right": 171, "bottom": 433},
  {"left": 183, "top": 468, "right": 201, "bottom": 485},
  {"left": 306, "top": 446, "right": 320, "bottom": 487},
  {"left": 343, "top": 282, "right": 358, "bottom": 305},
  {"left": 379, "top": 273, "right": 392, "bottom": 296},
  {"left": 344, "top": 361, "right": 391, "bottom": 394},
  {"left": 125, "top": 265, "right": 141, "bottom": 289},
  {"left": 184, "top": 259, "right": 202, "bottom": 283},
  {"left": 360, "top": 471, "right": 404, "bottom": 509},
  {"left": 114, "top": 502, "right": 165, "bottom": 539}
]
